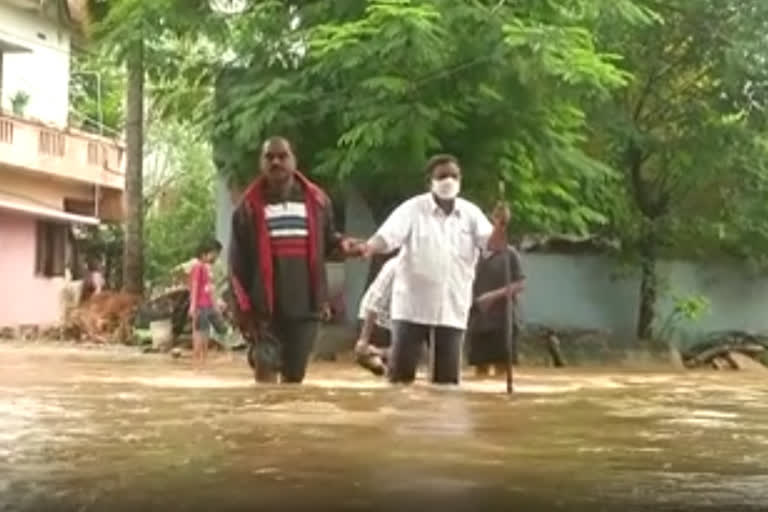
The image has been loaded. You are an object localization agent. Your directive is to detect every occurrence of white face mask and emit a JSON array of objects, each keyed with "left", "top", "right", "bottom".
[{"left": 431, "top": 177, "right": 461, "bottom": 200}]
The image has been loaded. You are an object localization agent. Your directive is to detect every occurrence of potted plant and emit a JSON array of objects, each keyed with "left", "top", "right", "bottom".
[{"left": 11, "top": 91, "right": 30, "bottom": 116}]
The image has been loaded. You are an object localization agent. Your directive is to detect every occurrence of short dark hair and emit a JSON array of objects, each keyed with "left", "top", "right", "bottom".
[
  {"left": 424, "top": 154, "right": 459, "bottom": 175},
  {"left": 262, "top": 136, "right": 295, "bottom": 155},
  {"left": 196, "top": 238, "right": 222, "bottom": 257}
]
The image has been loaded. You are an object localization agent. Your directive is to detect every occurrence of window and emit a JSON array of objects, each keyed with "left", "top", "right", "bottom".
[
  {"left": 64, "top": 198, "right": 96, "bottom": 217},
  {"left": 35, "top": 221, "right": 67, "bottom": 277}
]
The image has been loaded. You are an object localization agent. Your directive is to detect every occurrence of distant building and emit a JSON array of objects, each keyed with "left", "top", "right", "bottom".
[{"left": 0, "top": 0, "right": 124, "bottom": 328}]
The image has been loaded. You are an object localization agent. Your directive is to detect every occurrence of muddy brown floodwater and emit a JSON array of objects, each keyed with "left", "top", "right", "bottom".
[{"left": 1, "top": 344, "right": 768, "bottom": 511}]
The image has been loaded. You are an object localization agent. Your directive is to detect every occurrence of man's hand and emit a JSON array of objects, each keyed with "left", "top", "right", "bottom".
[
  {"left": 234, "top": 311, "right": 267, "bottom": 344},
  {"left": 360, "top": 241, "right": 378, "bottom": 260},
  {"left": 321, "top": 303, "right": 333, "bottom": 322},
  {"left": 237, "top": 315, "right": 256, "bottom": 343},
  {"left": 491, "top": 201, "right": 511, "bottom": 227},
  {"left": 340, "top": 237, "right": 366, "bottom": 257}
]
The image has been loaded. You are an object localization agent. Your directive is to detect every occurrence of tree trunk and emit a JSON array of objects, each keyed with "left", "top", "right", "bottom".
[
  {"left": 636, "top": 232, "right": 657, "bottom": 340},
  {"left": 627, "top": 142, "right": 665, "bottom": 342},
  {"left": 122, "top": 40, "right": 145, "bottom": 295}
]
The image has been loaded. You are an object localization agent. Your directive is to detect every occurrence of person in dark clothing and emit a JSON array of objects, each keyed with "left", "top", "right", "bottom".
[
  {"left": 229, "top": 137, "right": 364, "bottom": 384},
  {"left": 467, "top": 245, "right": 525, "bottom": 378}
]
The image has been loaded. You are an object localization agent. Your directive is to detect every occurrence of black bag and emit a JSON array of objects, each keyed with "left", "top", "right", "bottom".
[{"left": 246, "top": 326, "right": 282, "bottom": 372}]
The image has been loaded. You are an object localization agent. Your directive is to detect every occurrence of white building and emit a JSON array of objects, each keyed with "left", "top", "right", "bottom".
[
  {"left": 0, "top": 0, "right": 124, "bottom": 329},
  {"left": 0, "top": 0, "right": 71, "bottom": 126}
]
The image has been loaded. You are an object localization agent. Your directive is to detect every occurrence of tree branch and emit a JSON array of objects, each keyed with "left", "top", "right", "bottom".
[{"left": 639, "top": 64, "right": 716, "bottom": 127}]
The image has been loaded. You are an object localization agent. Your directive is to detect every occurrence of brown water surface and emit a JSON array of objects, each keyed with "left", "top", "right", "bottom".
[{"left": 1, "top": 344, "right": 767, "bottom": 511}]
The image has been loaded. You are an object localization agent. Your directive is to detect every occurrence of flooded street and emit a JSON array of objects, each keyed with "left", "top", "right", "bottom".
[{"left": 2, "top": 344, "right": 768, "bottom": 511}]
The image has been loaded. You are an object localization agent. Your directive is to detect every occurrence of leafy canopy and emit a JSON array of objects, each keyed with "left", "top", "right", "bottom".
[
  {"left": 591, "top": 0, "right": 768, "bottom": 265},
  {"left": 198, "top": 0, "right": 651, "bottom": 231}
]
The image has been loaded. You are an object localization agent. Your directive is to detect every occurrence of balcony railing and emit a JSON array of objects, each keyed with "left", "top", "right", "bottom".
[{"left": 0, "top": 112, "right": 125, "bottom": 190}]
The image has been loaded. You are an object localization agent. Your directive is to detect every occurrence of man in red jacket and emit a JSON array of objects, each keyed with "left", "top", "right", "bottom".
[{"left": 229, "top": 137, "right": 363, "bottom": 384}]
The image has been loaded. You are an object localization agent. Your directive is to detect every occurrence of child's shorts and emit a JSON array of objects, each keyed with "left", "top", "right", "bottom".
[{"left": 195, "top": 308, "right": 226, "bottom": 335}]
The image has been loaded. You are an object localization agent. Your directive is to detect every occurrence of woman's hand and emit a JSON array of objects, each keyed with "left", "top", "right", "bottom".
[
  {"left": 476, "top": 282, "right": 524, "bottom": 312},
  {"left": 476, "top": 292, "right": 496, "bottom": 312},
  {"left": 506, "top": 281, "right": 525, "bottom": 297},
  {"left": 354, "top": 338, "right": 369, "bottom": 356}
]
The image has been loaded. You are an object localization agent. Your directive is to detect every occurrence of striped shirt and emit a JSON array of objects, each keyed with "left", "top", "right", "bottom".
[
  {"left": 230, "top": 177, "right": 341, "bottom": 320},
  {"left": 358, "top": 256, "right": 398, "bottom": 330},
  {"left": 370, "top": 193, "right": 494, "bottom": 330},
  {"left": 265, "top": 201, "right": 309, "bottom": 258},
  {"left": 264, "top": 185, "right": 313, "bottom": 318}
]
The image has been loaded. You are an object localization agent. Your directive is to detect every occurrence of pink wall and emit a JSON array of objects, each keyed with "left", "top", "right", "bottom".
[{"left": 0, "top": 210, "right": 65, "bottom": 327}]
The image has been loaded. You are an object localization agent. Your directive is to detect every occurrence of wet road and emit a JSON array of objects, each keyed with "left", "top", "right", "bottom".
[{"left": 1, "top": 344, "right": 768, "bottom": 511}]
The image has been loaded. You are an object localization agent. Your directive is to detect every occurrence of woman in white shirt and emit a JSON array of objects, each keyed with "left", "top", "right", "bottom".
[
  {"left": 362, "top": 154, "right": 509, "bottom": 385},
  {"left": 354, "top": 253, "right": 399, "bottom": 376}
]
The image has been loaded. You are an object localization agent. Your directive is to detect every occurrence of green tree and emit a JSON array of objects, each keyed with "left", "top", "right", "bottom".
[
  {"left": 143, "top": 121, "right": 216, "bottom": 288},
  {"left": 591, "top": 0, "right": 768, "bottom": 339},
  {"left": 76, "top": 1, "right": 649, "bottom": 238},
  {"left": 201, "top": 0, "right": 651, "bottom": 231},
  {"left": 83, "top": 0, "right": 144, "bottom": 294},
  {"left": 82, "top": 0, "right": 221, "bottom": 294},
  {"left": 69, "top": 49, "right": 125, "bottom": 134}
]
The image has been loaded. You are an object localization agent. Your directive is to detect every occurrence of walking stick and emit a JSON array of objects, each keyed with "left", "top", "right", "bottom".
[{"left": 498, "top": 180, "right": 514, "bottom": 394}]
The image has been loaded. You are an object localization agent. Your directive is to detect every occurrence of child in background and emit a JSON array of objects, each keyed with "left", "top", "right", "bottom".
[{"left": 188, "top": 239, "right": 225, "bottom": 369}]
